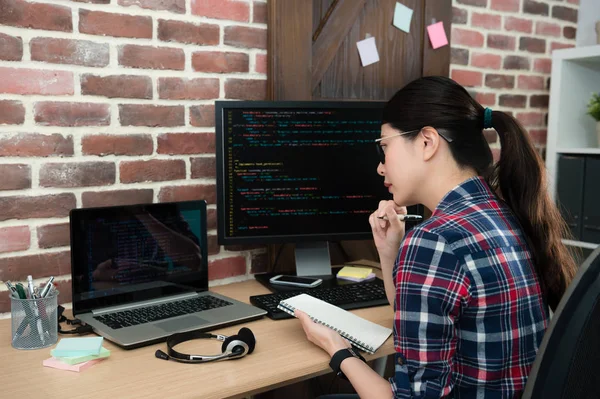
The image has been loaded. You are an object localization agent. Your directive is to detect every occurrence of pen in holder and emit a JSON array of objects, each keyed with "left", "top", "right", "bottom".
[{"left": 10, "top": 290, "right": 59, "bottom": 350}]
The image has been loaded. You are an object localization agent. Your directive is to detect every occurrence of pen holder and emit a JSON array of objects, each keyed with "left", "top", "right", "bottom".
[{"left": 10, "top": 291, "right": 59, "bottom": 350}]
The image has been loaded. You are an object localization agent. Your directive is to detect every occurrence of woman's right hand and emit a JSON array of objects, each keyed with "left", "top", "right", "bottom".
[{"left": 369, "top": 201, "right": 407, "bottom": 267}]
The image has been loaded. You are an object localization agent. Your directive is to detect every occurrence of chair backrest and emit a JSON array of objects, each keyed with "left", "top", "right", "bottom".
[{"left": 523, "top": 246, "right": 600, "bottom": 399}]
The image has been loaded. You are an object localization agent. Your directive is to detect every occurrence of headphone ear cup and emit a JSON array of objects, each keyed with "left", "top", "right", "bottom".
[
  {"left": 221, "top": 336, "right": 238, "bottom": 354},
  {"left": 237, "top": 327, "right": 256, "bottom": 354}
]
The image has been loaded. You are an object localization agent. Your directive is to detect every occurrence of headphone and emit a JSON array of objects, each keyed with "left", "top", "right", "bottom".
[{"left": 155, "top": 327, "right": 256, "bottom": 363}]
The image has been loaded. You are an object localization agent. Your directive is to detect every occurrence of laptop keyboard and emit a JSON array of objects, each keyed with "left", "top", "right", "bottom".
[{"left": 93, "top": 295, "right": 233, "bottom": 330}]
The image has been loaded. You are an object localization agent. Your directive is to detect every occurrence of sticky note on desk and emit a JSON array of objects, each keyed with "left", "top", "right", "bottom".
[
  {"left": 51, "top": 337, "right": 103, "bottom": 357},
  {"left": 427, "top": 21, "right": 448, "bottom": 49},
  {"left": 43, "top": 357, "right": 103, "bottom": 372},
  {"left": 393, "top": 2, "right": 413, "bottom": 33},
  {"left": 356, "top": 37, "right": 379, "bottom": 67},
  {"left": 337, "top": 266, "right": 373, "bottom": 279},
  {"left": 52, "top": 346, "right": 111, "bottom": 365}
]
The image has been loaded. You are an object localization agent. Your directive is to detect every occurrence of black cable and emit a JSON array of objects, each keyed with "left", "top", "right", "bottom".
[{"left": 56, "top": 305, "right": 94, "bottom": 335}]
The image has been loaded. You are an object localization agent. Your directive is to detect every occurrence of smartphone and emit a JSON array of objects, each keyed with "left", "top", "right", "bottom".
[{"left": 269, "top": 275, "right": 323, "bottom": 288}]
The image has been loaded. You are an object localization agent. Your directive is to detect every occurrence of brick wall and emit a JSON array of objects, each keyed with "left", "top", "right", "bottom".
[
  {"left": 450, "top": 0, "right": 580, "bottom": 156},
  {"left": 0, "top": 0, "right": 267, "bottom": 314}
]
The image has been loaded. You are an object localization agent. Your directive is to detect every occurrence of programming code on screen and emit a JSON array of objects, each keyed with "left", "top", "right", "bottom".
[{"left": 222, "top": 106, "right": 390, "bottom": 239}]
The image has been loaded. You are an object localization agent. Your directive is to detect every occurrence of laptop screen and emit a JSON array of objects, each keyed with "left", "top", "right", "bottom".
[{"left": 70, "top": 200, "right": 208, "bottom": 315}]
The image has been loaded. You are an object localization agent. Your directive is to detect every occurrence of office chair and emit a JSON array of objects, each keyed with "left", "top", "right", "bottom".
[{"left": 523, "top": 246, "right": 600, "bottom": 399}]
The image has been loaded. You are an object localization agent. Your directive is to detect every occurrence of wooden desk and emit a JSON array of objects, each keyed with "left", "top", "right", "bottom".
[{"left": 0, "top": 273, "right": 394, "bottom": 399}]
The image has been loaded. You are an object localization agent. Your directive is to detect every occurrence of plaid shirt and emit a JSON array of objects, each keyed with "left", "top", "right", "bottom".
[{"left": 390, "top": 176, "right": 549, "bottom": 398}]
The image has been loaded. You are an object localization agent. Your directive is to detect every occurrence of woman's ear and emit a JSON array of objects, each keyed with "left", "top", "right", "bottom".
[{"left": 419, "top": 126, "right": 441, "bottom": 161}]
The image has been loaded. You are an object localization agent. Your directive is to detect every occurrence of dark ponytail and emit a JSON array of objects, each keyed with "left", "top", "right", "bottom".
[
  {"left": 383, "top": 76, "right": 576, "bottom": 311},
  {"left": 488, "top": 111, "right": 576, "bottom": 311}
]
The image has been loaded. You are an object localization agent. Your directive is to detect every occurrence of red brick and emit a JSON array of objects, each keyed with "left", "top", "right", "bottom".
[
  {"left": 0, "top": 251, "right": 70, "bottom": 282},
  {"left": 566, "top": 0, "right": 578, "bottom": 4},
  {"left": 505, "top": 17, "right": 532, "bottom": 33},
  {"left": 471, "top": 53, "right": 501, "bottom": 69},
  {"left": 255, "top": 53, "right": 267, "bottom": 74},
  {"left": 207, "top": 208, "right": 216, "bottom": 230},
  {"left": 457, "top": 0, "right": 487, "bottom": 6},
  {"left": 0, "top": 100, "right": 24, "bottom": 125},
  {"left": 520, "top": 37, "right": 546, "bottom": 53},
  {"left": 536, "top": 21, "right": 561, "bottom": 37},
  {"left": 0, "top": 32, "right": 22, "bottom": 61},
  {"left": 79, "top": 10, "right": 152, "bottom": 38},
  {"left": 499, "top": 94, "right": 527, "bottom": 108},
  {"left": 485, "top": 74, "right": 515, "bottom": 89},
  {"left": 119, "top": 104, "right": 184, "bottom": 127},
  {"left": 551, "top": 42, "right": 574, "bottom": 52},
  {"left": 452, "top": 28, "right": 484, "bottom": 47},
  {"left": 475, "top": 92, "right": 496, "bottom": 106},
  {"left": 35, "top": 102, "right": 110, "bottom": 127},
  {"left": 158, "top": 78, "right": 219, "bottom": 100},
  {"left": 192, "top": 51, "right": 249, "bottom": 73},
  {"left": 451, "top": 69, "right": 483, "bottom": 87},
  {"left": 72, "top": 0, "right": 111, "bottom": 3},
  {"left": 516, "top": 112, "right": 544, "bottom": 127},
  {"left": 82, "top": 134, "right": 153, "bottom": 156},
  {"left": 158, "top": 19, "right": 219, "bottom": 45},
  {"left": 120, "top": 160, "right": 186, "bottom": 183},
  {"left": 30, "top": 38, "right": 109, "bottom": 67},
  {"left": 191, "top": 0, "right": 249, "bottom": 22},
  {"left": 487, "top": 34, "right": 516, "bottom": 51},
  {"left": 530, "top": 94, "right": 549, "bottom": 108},
  {"left": 208, "top": 256, "right": 246, "bottom": 280},
  {"left": 81, "top": 75, "right": 152, "bottom": 99},
  {"left": 0, "top": 67, "right": 73, "bottom": 95},
  {"left": 484, "top": 130, "right": 497, "bottom": 144},
  {"left": 224, "top": 26, "right": 267, "bottom": 49},
  {"left": 253, "top": 1, "right": 267, "bottom": 24},
  {"left": 119, "top": 44, "right": 184, "bottom": 70},
  {"left": 40, "top": 162, "right": 115, "bottom": 188},
  {"left": 491, "top": 0, "right": 519, "bottom": 11},
  {"left": 224, "top": 79, "right": 267, "bottom": 100},
  {"left": 0, "top": 0, "right": 72, "bottom": 31},
  {"left": 0, "top": 164, "right": 30, "bottom": 191},
  {"left": 82, "top": 189, "right": 154, "bottom": 208},
  {"left": 191, "top": 157, "right": 216, "bottom": 179},
  {"left": 0, "top": 226, "right": 30, "bottom": 253},
  {"left": 207, "top": 235, "right": 220, "bottom": 255},
  {"left": 563, "top": 26, "right": 576, "bottom": 40},
  {"left": 524, "top": 0, "right": 549, "bottom": 16},
  {"left": 534, "top": 58, "right": 552, "bottom": 74},
  {"left": 503, "top": 55, "right": 530, "bottom": 70},
  {"left": 529, "top": 129, "right": 547, "bottom": 144},
  {"left": 158, "top": 133, "right": 215, "bottom": 155},
  {"left": 451, "top": 48, "right": 469, "bottom": 65},
  {"left": 552, "top": 5, "right": 578, "bottom": 23},
  {"left": 190, "top": 104, "right": 215, "bottom": 127},
  {"left": 471, "top": 13, "right": 501, "bottom": 30},
  {"left": 0, "top": 193, "right": 76, "bottom": 221},
  {"left": 158, "top": 184, "right": 216, "bottom": 204},
  {"left": 0, "top": 133, "right": 73, "bottom": 157},
  {"left": 453, "top": 8, "right": 467, "bottom": 26},
  {"left": 118, "top": 0, "right": 185, "bottom": 13},
  {"left": 518, "top": 75, "right": 545, "bottom": 90},
  {"left": 37, "top": 223, "right": 70, "bottom": 249}
]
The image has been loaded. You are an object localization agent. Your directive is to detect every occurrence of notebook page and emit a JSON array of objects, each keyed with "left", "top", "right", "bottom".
[{"left": 279, "top": 294, "right": 392, "bottom": 354}]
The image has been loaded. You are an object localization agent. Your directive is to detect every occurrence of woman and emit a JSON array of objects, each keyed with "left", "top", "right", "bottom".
[{"left": 296, "top": 76, "right": 576, "bottom": 398}]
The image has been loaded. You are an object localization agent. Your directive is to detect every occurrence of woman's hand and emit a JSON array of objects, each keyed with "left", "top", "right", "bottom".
[
  {"left": 369, "top": 201, "right": 407, "bottom": 267},
  {"left": 296, "top": 310, "right": 350, "bottom": 356}
]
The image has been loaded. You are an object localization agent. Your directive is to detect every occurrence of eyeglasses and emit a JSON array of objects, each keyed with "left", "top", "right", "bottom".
[{"left": 374, "top": 128, "right": 454, "bottom": 164}]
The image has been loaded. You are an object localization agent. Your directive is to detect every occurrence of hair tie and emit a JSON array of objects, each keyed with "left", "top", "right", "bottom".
[{"left": 483, "top": 107, "right": 493, "bottom": 129}]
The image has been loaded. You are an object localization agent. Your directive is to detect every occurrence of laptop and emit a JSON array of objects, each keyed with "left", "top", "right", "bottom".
[{"left": 69, "top": 200, "right": 266, "bottom": 349}]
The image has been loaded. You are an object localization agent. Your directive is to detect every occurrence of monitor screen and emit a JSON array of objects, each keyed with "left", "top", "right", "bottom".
[{"left": 216, "top": 100, "right": 422, "bottom": 246}]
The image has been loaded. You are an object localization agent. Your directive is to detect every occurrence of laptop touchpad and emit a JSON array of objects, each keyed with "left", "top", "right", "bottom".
[{"left": 155, "top": 316, "right": 208, "bottom": 332}]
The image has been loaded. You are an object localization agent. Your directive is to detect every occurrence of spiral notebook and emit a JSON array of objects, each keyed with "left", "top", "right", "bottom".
[{"left": 278, "top": 294, "right": 392, "bottom": 354}]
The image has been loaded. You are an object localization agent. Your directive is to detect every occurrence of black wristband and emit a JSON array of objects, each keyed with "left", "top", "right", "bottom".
[{"left": 329, "top": 347, "right": 366, "bottom": 381}]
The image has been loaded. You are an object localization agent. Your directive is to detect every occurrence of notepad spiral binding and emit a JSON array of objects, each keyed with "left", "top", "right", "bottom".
[{"left": 277, "top": 301, "right": 375, "bottom": 354}]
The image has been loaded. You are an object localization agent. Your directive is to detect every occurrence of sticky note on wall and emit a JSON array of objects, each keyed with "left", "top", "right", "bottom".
[
  {"left": 356, "top": 37, "right": 380, "bottom": 67},
  {"left": 393, "top": 2, "right": 413, "bottom": 33},
  {"left": 427, "top": 21, "right": 448, "bottom": 49}
]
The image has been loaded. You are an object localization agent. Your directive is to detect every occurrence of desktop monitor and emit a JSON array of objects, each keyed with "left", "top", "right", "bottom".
[{"left": 215, "top": 101, "right": 422, "bottom": 277}]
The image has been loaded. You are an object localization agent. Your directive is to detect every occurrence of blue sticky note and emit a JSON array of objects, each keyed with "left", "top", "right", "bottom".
[
  {"left": 51, "top": 337, "right": 104, "bottom": 357},
  {"left": 393, "top": 2, "right": 413, "bottom": 33}
]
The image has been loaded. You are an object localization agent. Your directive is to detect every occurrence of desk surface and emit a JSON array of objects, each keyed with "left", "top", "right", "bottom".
[{"left": 0, "top": 266, "right": 394, "bottom": 399}]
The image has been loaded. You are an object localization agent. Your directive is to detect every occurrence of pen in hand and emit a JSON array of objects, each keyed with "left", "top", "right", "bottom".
[{"left": 377, "top": 214, "right": 423, "bottom": 222}]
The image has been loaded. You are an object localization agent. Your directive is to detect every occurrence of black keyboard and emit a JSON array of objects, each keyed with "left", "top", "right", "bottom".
[
  {"left": 250, "top": 279, "right": 389, "bottom": 320},
  {"left": 94, "top": 295, "right": 232, "bottom": 330}
]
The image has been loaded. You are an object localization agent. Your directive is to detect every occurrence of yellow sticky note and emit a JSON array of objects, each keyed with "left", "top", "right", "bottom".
[{"left": 337, "top": 266, "right": 372, "bottom": 279}]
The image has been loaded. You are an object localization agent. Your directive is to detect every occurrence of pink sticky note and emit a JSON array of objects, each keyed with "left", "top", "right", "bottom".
[
  {"left": 43, "top": 357, "right": 103, "bottom": 372},
  {"left": 427, "top": 21, "right": 448, "bottom": 49}
]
